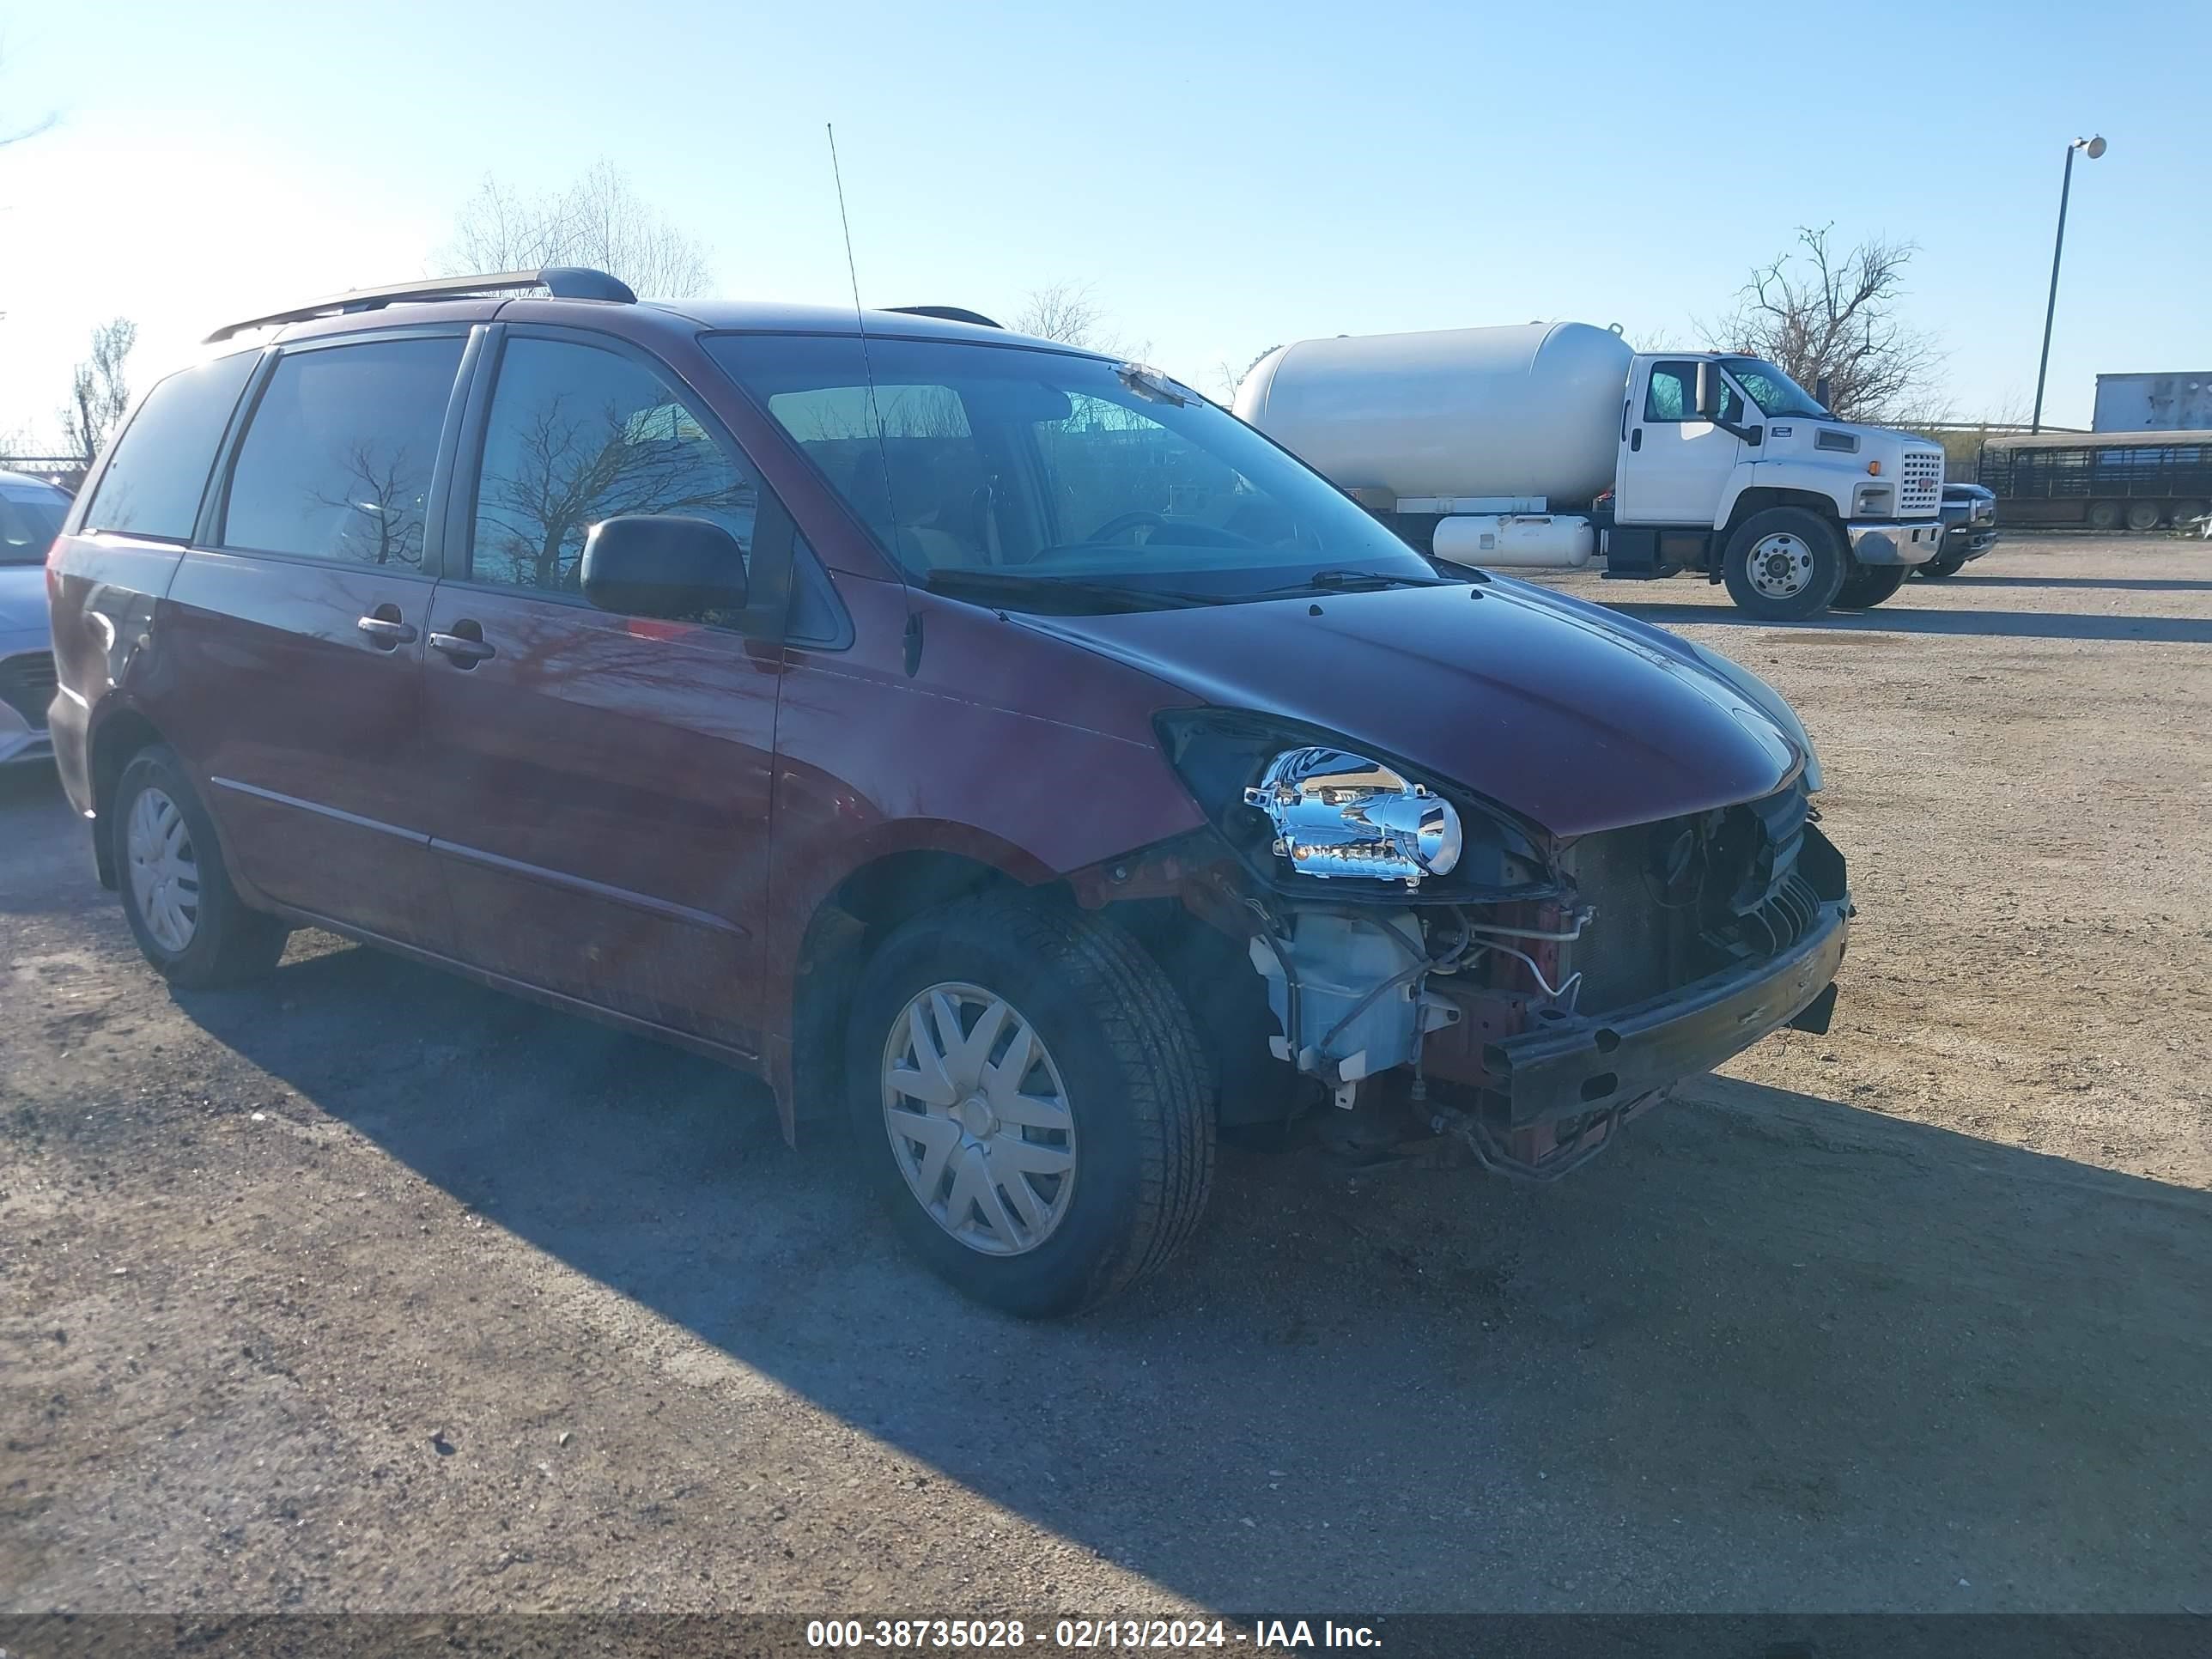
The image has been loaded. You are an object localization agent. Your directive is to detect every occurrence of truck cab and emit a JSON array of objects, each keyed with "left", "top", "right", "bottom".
[{"left": 1608, "top": 353, "right": 1946, "bottom": 615}]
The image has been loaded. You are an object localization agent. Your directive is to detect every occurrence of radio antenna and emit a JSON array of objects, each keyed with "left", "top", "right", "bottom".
[{"left": 827, "top": 122, "right": 921, "bottom": 671}]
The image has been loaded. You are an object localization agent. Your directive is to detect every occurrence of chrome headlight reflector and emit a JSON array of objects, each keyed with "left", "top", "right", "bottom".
[{"left": 1243, "top": 747, "right": 1462, "bottom": 884}]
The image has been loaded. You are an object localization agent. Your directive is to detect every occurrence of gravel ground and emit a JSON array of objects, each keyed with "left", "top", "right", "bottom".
[{"left": 3, "top": 535, "right": 2208, "bottom": 1617}]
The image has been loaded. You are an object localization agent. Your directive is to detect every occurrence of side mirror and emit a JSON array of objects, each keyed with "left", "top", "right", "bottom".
[
  {"left": 1814, "top": 374, "right": 1832, "bottom": 410},
  {"left": 1694, "top": 362, "right": 1720, "bottom": 420},
  {"left": 581, "top": 515, "right": 749, "bottom": 620}
]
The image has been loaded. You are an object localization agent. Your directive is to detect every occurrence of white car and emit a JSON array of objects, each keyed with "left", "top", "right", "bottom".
[{"left": 0, "top": 469, "right": 70, "bottom": 767}]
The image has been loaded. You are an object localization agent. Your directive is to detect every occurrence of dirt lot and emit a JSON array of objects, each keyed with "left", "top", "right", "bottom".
[{"left": 3, "top": 535, "right": 2209, "bottom": 1617}]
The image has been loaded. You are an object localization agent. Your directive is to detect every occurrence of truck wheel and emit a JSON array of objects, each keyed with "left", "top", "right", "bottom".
[
  {"left": 1917, "top": 555, "right": 1966, "bottom": 579},
  {"left": 2124, "top": 501, "right": 2162, "bottom": 532},
  {"left": 2168, "top": 501, "right": 2203, "bottom": 531},
  {"left": 1832, "top": 564, "right": 1906, "bottom": 610},
  {"left": 2087, "top": 501, "right": 2124, "bottom": 531},
  {"left": 846, "top": 892, "right": 1215, "bottom": 1317},
  {"left": 112, "top": 744, "right": 290, "bottom": 988},
  {"left": 1721, "top": 508, "right": 1847, "bottom": 621}
]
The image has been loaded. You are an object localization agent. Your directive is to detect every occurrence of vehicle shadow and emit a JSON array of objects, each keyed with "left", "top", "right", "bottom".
[
  {"left": 1597, "top": 601, "right": 2212, "bottom": 644},
  {"left": 1936, "top": 574, "right": 2212, "bottom": 592},
  {"left": 172, "top": 941, "right": 2212, "bottom": 1612}
]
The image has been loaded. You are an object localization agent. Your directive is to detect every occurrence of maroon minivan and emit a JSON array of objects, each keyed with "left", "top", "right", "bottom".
[{"left": 46, "top": 269, "right": 1850, "bottom": 1315}]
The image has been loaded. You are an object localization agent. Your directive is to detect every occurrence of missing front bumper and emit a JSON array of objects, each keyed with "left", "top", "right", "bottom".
[{"left": 1478, "top": 897, "right": 1849, "bottom": 1127}]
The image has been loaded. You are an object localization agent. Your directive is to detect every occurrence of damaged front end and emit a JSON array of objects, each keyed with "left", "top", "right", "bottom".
[{"left": 1083, "top": 712, "right": 1850, "bottom": 1181}]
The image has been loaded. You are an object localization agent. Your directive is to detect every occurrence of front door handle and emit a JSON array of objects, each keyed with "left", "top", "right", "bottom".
[
  {"left": 428, "top": 628, "right": 496, "bottom": 666},
  {"left": 356, "top": 611, "right": 417, "bottom": 648}
]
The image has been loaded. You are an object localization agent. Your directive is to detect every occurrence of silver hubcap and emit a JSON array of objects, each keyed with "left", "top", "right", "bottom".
[
  {"left": 881, "top": 982, "right": 1077, "bottom": 1257},
  {"left": 125, "top": 787, "right": 200, "bottom": 954},
  {"left": 1747, "top": 532, "right": 1815, "bottom": 599}
]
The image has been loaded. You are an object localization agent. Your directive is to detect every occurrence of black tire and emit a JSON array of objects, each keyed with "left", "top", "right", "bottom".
[
  {"left": 1720, "top": 507, "right": 1848, "bottom": 621},
  {"left": 845, "top": 891, "right": 1215, "bottom": 1317},
  {"left": 112, "top": 744, "right": 289, "bottom": 988},
  {"left": 2087, "top": 501, "right": 2124, "bottom": 532},
  {"left": 1917, "top": 555, "right": 1966, "bottom": 579},
  {"left": 2124, "top": 501, "right": 2162, "bottom": 532},
  {"left": 1831, "top": 563, "right": 1907, "bottom": 610}
]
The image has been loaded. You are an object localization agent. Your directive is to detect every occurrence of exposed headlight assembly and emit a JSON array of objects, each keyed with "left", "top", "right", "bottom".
[
  {"left": 1243, "top": 747, "right": 1462, "bottom": 884},
  {"left": 1154, "top": 710, "right": 1552, "bottom": 898}
]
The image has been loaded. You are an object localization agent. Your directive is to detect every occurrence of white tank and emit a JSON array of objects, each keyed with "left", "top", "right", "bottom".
[
  {"left": 1235, "top": 322, "right": 1635, "bottom": 507},
  {"left": 1432, "top": 514, "right": 1594, "bottom": 569}
]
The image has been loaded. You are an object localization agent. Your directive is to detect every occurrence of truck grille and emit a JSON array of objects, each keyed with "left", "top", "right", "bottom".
[
  {"left": 0, "top": 651, "right": 56, "bottom": 731},
  {"left": 1900, "top": 448, "right": 1943, "bottom": 516}
]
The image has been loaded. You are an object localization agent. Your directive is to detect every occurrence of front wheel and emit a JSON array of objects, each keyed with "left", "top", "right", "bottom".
[
  {"left": 846, "top": 893, "right": 1215, "bottom": 1317},
  {"left": 1832, "top": 563, "right": 1907, "bottom": 610},
  {"left": 112, "top": 744, "right": 289, "bottom": 988},
  {"left": 1720, "top": 508, "right": 1847, "bottom": 621}
]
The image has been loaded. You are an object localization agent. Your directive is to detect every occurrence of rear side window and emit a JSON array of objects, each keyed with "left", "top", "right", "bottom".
[
  {"left": 78, "top": 350, "right": 260, "bottom": 541},
  {"left": 222, "top": 337, "right": 466, "bottom": 566}
]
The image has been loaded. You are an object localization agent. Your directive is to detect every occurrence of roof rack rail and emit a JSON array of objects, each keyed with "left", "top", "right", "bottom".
[
  {"left": 886, "top": 306, "right": 1002, "bottom": 329},
  {"left": 204, "top": 266, "right": 638, "bottom": 343}
]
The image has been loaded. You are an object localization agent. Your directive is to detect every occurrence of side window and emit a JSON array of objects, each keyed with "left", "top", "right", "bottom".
[
  {"left": 1644, "top": 362, "right": 1744, "bottom": 426},
  {"left": 469, "top": 337, "right": 759, "bottom": 597},
  {"left": 79, "top": 350, "right": 261, "bottom": 541},
  {"left": 222, "top": 337, "right": 465, "bottom": 565},
  {"left": 1644, "top": 362, "right": 1694, "bottom": 422}
]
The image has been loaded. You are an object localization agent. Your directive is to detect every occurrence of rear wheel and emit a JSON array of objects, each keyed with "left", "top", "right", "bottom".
[
  {"left": 1832, "top": 563, "right": 1907, "bottom": 610},
  {"left": 2124, "top": 501, "right": 2162, "bottom": 532},
  {"left": 1721, "top": 507, "right": 1847, "bottom": 621},
  {"left": 112, "top": 744, "right": 289, "bottom": 988},
  {"left": 2167, "top": 501, "right": 2204, "bottom": 531},
  {"left": 2087, "top": 500, "right": 2124, "bottom": 532},
  {"left": 845, "top": 892, "right": 1215, "bottom": 1317}
]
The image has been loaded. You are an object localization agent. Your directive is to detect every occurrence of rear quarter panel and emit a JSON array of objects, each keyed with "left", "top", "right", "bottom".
[{"left": 46, "top": 536, "right": 192, "bottom": 818}]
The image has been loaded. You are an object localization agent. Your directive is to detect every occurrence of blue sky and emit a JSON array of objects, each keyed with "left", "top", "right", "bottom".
[{"left": 3, "top": 0, "right": 2206, "bottom": 440}]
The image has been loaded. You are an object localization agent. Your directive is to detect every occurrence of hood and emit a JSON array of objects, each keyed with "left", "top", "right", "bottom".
[
  {"left": 0, "top": 564, "right": 52, "bottom": 638},
  {"left": 1013, "top": 579, "right": 1803, "bottom": 838}
]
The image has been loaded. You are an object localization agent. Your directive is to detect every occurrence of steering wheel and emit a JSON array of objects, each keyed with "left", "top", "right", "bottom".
[{"left": 1084, "top": 510, "right": 1170, "bottom": 545}]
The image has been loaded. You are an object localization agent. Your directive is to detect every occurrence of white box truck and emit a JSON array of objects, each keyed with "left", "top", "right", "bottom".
[{"left": 1234, "top": 323, "right": 1947, "bottom": 619}]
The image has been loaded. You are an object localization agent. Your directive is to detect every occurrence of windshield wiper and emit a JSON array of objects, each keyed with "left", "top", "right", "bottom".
[
  {"left": 1264, "top": 568, "right": 1453, "bottom": 594},
  {"left": 921, "top": 568, "right": 1226, "bottom": 612}
]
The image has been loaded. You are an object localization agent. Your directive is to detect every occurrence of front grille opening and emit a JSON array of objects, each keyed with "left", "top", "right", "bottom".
[{"left": 1559, "top": 786, "right": 1820, "bottom": 1010}]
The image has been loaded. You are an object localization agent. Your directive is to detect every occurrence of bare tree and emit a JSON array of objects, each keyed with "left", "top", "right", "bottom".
[
  {"left": 60, "top": 319, "right": 137, "bottom": 466},
  {"left": 437, "top": 162, "right": 712, "bottom": 299},
  {"left": 313, "top": 442, "right": 430, "bottom": 567},
  {"left": 477, "top": 393, "right": 752, "bottom": 592},
  {"left": 1701, "top": 224, "right": 1945, "bottom": 422},
  {"left": 1014, "top": 282, "right": 1107, "bottom": 348}
]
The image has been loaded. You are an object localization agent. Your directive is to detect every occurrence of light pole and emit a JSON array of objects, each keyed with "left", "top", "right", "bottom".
[{"left": 2031, "top": 134, "right": 2106, "bottom": 433}]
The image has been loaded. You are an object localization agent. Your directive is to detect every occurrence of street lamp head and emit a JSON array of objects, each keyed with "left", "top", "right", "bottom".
[{"left": 2077, "top": 135, "right": 2107, "bottom": 158}]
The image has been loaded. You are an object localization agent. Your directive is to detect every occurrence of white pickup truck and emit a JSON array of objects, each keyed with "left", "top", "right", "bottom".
[{"left": 1236, "top": 323, "right": 1946, "bottom": 619}]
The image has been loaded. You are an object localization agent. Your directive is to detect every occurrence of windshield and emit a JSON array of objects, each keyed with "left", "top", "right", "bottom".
[
  {"left": 709, "top": 334, "right": 1443, "bottom": 609},
  {"left": 1717, "top": 358, "right": 1831, "bottom": 419},
  {"left": 0, "top": 488, "right": 68, "bottom": 564}
]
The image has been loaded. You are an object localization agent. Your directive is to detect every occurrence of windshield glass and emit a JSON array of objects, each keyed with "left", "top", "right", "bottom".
[
  {"left": 0, "top": 489, "right": 69, "bottom": 563},
  {"left": 1717, "top": 357, "right": 1831, "bottom": 419},
  {"left": 709, "top": 334, "right": 1443, "bottom": 609}
]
